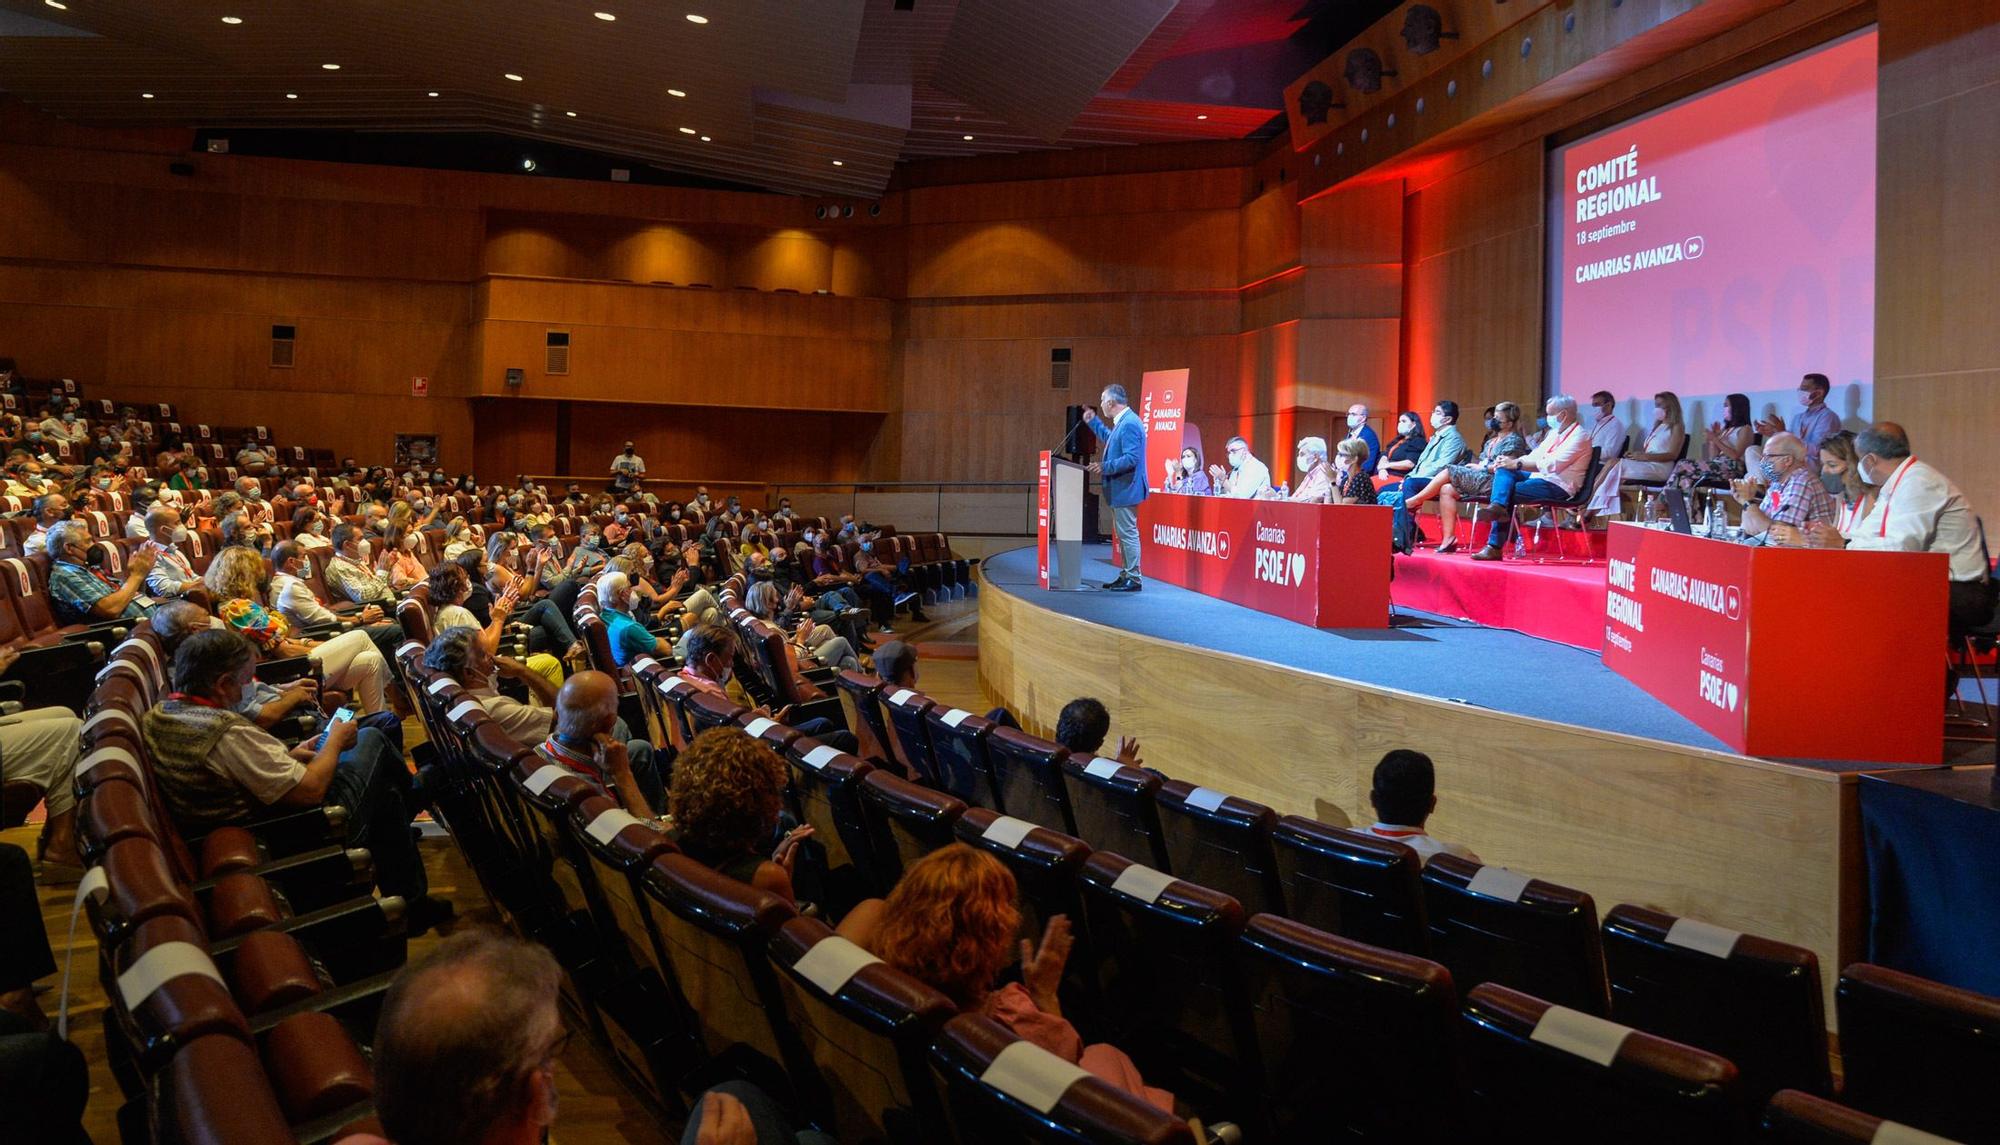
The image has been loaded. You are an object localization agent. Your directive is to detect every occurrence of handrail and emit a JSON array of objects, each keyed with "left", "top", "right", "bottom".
[
  {"left": 516, "top": 474, "right": 770, "bottom": 497},
  {"left": 770, "top": 480, "right": 1040, "bottom": 537}
]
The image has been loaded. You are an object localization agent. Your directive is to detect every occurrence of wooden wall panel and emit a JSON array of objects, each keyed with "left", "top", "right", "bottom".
[
  {"left": 1402, "top": 141, "right": 1546, "bottom": 424},
  {"left": 906, "top": 209, "right": 1242, "bottom": 298},
  {"left": 1237, "top": 182, "right": 1302, "bottom": 286},
  {"left": 1875, "top": 0, "right": 2000, "bottom": 528}
]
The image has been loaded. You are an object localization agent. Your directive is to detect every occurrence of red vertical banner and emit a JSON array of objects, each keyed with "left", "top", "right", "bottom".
[
  {"left": 1139, "top": 368, "right": 1191, "bottom": 491},
  {"left": 1036, "top": 450, "right": 1052, "bottom": 588}
]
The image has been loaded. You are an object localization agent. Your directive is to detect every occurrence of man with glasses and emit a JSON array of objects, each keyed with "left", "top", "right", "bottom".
[
  {"left": 46, "top": 519, "right": 156, "bottom": 625},
  {"left": 1207, "top": 436, "right": 1273, "bottom": 500}
]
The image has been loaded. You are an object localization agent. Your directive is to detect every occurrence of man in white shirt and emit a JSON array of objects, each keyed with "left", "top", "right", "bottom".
[
  {"left": 1808, "top": 423, "right": 1993, "bottom": 638},
  {"left": 422, "top": 625, "right": 555, "bottom": 744},
  {"left": 1365, "top": 749, "right": 1478, "bottom": 866},
  {"left": 1207, "top": 436, "right": 1273, "bottom": 499},
  {"left": 1472, "top": 394, "right": 1594, "bottom": 562},
  {"left": 140, "top": 505, "right": 202, "bottom": 599},
  {"left": 1583, "top": 389, "right": 1630, "bottom": 518},
  {"left": 21, "top": 491, "right": 70, "bottom": 556}
]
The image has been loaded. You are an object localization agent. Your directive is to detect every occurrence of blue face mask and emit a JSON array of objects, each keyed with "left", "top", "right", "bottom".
[
  {"left": 860, "top": 541, "right": 872, "bottom": 552},
  {"left": 1757, "top": 459, "right": 1781, "bottom": 484}
]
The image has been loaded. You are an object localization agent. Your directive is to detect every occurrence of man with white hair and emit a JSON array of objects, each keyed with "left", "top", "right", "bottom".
[
  {"left": 1083, "top": 383, "right": 1148, "bottom": 592},
  {"left": 1730, "top": 432, "right": 1833, "bottom": 547},
  {"left": 46, "top": 519, "right": 156, "bottom": 624},
  {"left": 141, "top": 504, "right": 201, "bottom": 599},
  {"left": 1277, "top": 437, "right": 1334, "bottom": 503},
  {"left": 597, "top": 571, "right": 672, "bottom": 668},
  {"left": 1208, "top": 436, "right": 1273, "bottom": 500},
  {"left": 1472, "top": 394, "right": 1593, "bottom": 562}
]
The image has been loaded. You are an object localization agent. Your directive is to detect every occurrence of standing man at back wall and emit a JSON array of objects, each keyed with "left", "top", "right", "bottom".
[{"left": 1084, "top": 384, "right": 1147, "bottom": 593}]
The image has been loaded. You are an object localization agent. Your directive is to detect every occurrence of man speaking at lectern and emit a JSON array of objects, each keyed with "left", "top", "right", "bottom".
[{"left": 1084, "top": 384, "right": 1148, "bottom": 592}]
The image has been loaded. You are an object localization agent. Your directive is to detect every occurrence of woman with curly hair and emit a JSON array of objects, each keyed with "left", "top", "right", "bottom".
[
  {"left": 204, "top": 545, "right": 391, "bottom": 712},
  {"left": 862, "top": 844, "right": 1172, "bottom": 1111},
  {"left": 665, "top": 728, "right": 819, "bottom": 904}
]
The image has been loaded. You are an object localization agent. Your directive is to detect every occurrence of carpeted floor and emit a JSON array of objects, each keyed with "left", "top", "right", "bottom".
[{"left": 983, "top": 543, "right": 1957, "bottom": 772}]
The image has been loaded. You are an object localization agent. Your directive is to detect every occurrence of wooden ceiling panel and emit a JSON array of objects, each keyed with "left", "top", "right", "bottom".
[{"left": 933, "top": 0, "right": 1181, "bottom": 141}]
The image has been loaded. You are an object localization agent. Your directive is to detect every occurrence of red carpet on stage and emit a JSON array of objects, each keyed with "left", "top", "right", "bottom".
[{"left": 1390, "top": 521, "right": 1608, "bottom": 649}]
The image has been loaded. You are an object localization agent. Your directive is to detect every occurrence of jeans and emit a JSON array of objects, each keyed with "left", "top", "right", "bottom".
[
  {"left": 325, "top": 726, "right": 426, "bottom": 902},
  {"left": 1389, "top": 475, "right": 1431, "bottom": 543},
  {"left": 680, "top": 1080, "right": 838, "bottom": 1145},
  {"left": 1111, "top": 503, "right": 1140, "bottom": 579},
  {"left": 1487, "top": 469, "right": 1569, "bottom": 511},
  {"left": 519, "top": 597, "right": 575, "bottom": 655}
]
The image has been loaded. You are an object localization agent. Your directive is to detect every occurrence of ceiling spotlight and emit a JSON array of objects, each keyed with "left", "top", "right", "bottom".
[
  {"left": 678, "top": 126, "right": 696, "bottom": 134},
  {"left": 685, "top": 13, "right": 709, "bottom": 23},
  {"left": 668, "top": 88, "right": 686, "bottom": 98},
  {"left": 504, "top": 73, "right": 524, "bottom": 82},
  {"left": 699, "top": 135, "right": 711, "bottom": 142},
  {"left": 321, "top": 63, "right": 341, "bottom": 70},
  {"left": 220, "top": 16, "right": 243, "bottom": 24},
  {"left": 831, "top": 160, "right": 843, "bottom": 166},
  {"left": 962, "top": 134, "right": 974, "bottom": 141},
  {"left": 521, "top": 157, "right": 538, "bottom": 172},
  {"left": 565, "top": 110, "right": 577, "bottom": 117},
  {"left": 593, "top": 10, "right": 616, "bottom": 20},
  {"left": 44, "top": 1, "right": 65, "bottom": 9},
  {"left": 141, "top": 92, "right": 155, "bottom": 99},
  {"left": 427, "top": 91, "right": 439, "bottom": 98},
  {"left": 1195, "top": 113, "right": 1208, "bottom": 120},
  {"left": 285, "top": 92, "right": 298, "bottom": 99}
]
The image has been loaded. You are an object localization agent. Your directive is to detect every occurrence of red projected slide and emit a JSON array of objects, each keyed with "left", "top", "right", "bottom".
[{"left": 1548, "top": 30, "right": 1876, "bottom": 430}]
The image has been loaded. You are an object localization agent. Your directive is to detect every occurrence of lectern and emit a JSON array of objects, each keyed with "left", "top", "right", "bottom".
[{"left": 1037, "top": 452, "right": 1088, "bottom": 590}]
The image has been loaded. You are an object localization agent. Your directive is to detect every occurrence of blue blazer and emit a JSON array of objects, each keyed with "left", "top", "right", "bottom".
[
  {"left": 1347, "top": 425, "right": 1382, "bottom": 475},
  {"left": 1091, "top": 410, "right": 1149, "bottom": 508}
]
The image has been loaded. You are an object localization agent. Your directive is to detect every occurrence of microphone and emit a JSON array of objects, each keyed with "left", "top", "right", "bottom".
[{"left": 1050, "top": 406, "right": 1092, "bottom": 458}]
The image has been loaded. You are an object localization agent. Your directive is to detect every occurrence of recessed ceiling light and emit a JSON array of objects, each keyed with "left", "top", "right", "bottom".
[
  {"left": 321, "top": 63, "right": 340, "bottom": 70},
  {"left": 286, "top": 92, "right": 298, "bottom": 99},
  {"left": 678, "top": 126, "right": 696, "bottom": 135},
  {"left": 685, "top": 13, "right": 709, "bottom": 24},
  {"left": 1196, "top": 113, "right": 1208, "bottom": 120},
  {"left": 220, "top": 16, "right": 243, "bottom": 24},
  {"left": 962, "top": 134, "right": 974, "bottom": 141},
  {"left": 565, "top": 111, "right": 577, "bottom": 117},
  {"left": 141, "top": 92, "right": 154, "bottom": 99},
  {"left": 700, "top": 135, "right": 711, "bottom": 142},
  {"left": 593, "top": 10, "right": 616, "bottom": 20},
  {"left": 667, "top": 89, "right": 686, "bottom": 98},
  {"left": 831, "top": 160, "right": 843, "bottom": 166},
  {"left": 504, "top": 73, "right": 524, "bottom": 82},
  {"left": 427, "top": 91, "right": 439, "bottom": 98},
  {"left": 44, "top": 1, "right": 65, "bottom": 10}
]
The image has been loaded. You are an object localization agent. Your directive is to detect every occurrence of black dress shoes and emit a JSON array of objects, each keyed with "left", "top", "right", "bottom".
[{"left": 1106, "top": 579, "right": 1142, "bottom": 592}]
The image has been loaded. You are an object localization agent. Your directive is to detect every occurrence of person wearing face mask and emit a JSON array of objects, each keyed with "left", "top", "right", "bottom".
[
  {"left": 1373, "top": 411, "right": 1429, "bottom": 485},
  {"left": 1387, "top": 403, "right": 1468, "bottom": 554},
  {"left": 676, "top": 623, "right": 860, "bottom": 753},
  {"left": 293, "top": 507, "right": 333, "bottom": 549},
  {"left": 1668, "top": 393, "right": 1755, "bottom": 494},
  {"left": 37, "top": 402, "right": 78, "bottom": 446},
  {"left": 1618, "top": 391, "right": 1687, "bottom": 484},
  {"left": 1805, "top": 424, "right": 1993, "bottom": 642},
  {"left": 609, "top": 440, "right": 646, "bottom": 495},
  {"left": 1584, "top": 389, "right": 1631, "bottom": 466},
  {"left": 1814, "top": 431, "right": 1876, "bottom": 535},
  {"left": 1267, "top": 437, "right": 1335, "bottom": 503},
  {"left": 20, "top": 490, "right": 72, "bottom": 556},
  {"left": 1471, "top": 395, "right": 1594, "bottom": 562},
  {"left": 1329, "top": 438, "right": 1380, "bottom": 506},
  {"left": 268, "top": 540, "right": 398, "bottom": 654},
  {"left": 46, "top": 519, "right": 157, "bottom": 624},
  {"left": 1343, "top": 404, "right": 1382, "bottom": 476},
  {"left": 141, "top": 505, "right": 203, "bottom": 599},
  {"left": 1754, "top": 372, "right": 1843, "bottom": 468},
  {"left": 1207, "top": 436, "right": 1273, "bottom": 500},
  {"left": 374, "top": 525, "right": 428, "bottom": 592},
  {"left": 324, "top": 522, "right": 396, "bottom": 607},
  {"left": 1162, "top": 444, "right": 1212, "bottom": 495},
  {"left": 1398, "top": 401, "right": 1529, "bottom": 553},
  {"left": 1726, "top": 432, "right": 1832, "bottom": 547},
  {"left": 141, "top": 628, "right": 447, "bottom": 931},
  {"left": 124, "top": 486, "right": 159, "bottom": 539}
]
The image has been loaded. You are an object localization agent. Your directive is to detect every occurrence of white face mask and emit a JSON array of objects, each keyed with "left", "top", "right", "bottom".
[
  {"left": 1346, "top": 414, "right": 1365, "bottom": 428},
  {"left": 170, "top": 525, "right": 189, "bottom": 545},
  {"left": 1853, "top": 456, "right": 1875, "bottom": 487},
  {"left": 357, "top": 540, "right": 372, "bottom": 561},
  {"left": 402, "top": 533, "right": 419, "bottom": 550},
  {"left": 1430, "top": 413, "right": 1447, "bottom": 429}
]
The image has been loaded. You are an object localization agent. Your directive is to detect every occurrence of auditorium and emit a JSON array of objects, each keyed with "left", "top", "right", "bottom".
[{"left": 0, "top": 0, "right": 1994, "bottom": 1141}]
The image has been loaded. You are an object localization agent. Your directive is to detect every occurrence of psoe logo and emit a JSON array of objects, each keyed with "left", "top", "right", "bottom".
[
  {"left": 1254, "top": 548, "right": 1307, "bottom": 587},
  {"left": 1699, "top": 669, "right": 1739, "bottom": 713}
]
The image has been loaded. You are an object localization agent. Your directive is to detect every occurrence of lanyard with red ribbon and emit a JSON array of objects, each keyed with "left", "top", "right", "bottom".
[{"left": 1874, "top": 458, "right": 1915, "bottom": 538}]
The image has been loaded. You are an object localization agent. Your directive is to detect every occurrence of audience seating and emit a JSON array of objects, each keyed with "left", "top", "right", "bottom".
[
  {"left": 1231, "top": 913, "right": 1459, "bottom": 1143},
  {"left": 1457, "top": 982, "right": 1743, "bottom": 1144},
  {"left": 858, "top": 768, "right": 966, "bottom": 888},
  {"left": 1602, "top": 903, "right": 1830, "bottom": 1105},
  {"left": 878, "top": 686, "right": 939, "bottom": 785},
  {"left": 832, "top": 669, "right": 893, "bottom": 765},
  {"left": 985, "top": 726, "right": 1077, "bottom": 836},
  {"left": 779, "top": 734, "right": 879, "bottom": 919},
  {"left": 1268, "top": 814, "right": 1430, "bottom": 955},
  {"left": 1421, "top": 852, "right": 1611, "bottom": 1015},
  {"left": 922, "top": 702, "right": 1005, "bottom": 809},
  {"left": 1153, "top": 779, "right": 1284, "bottom": 918},
  {"left": 767, "top": 919, "right": 954, "bottom": 1141},
  {"left": 952, "top": 808, "right": 1089, "bottom": 941},
  {"left": 928, "top": 1014, "right": 1194, "bottom": 1145},
  {"left": 1060, "top": 753, "right": 1170, "bottom": 872},
  {"left": 1835, "top": 963, "right": 2000, "bottom": 1144},
  {"left": 1075, "top": 851, "right": 1247, "bottom": 1114},
  {"left": 1760, "top": 1090, "right": 1969, "bottom": 1145}
]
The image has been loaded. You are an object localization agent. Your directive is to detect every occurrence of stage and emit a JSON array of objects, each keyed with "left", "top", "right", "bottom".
[{"left": 975, "top": 542, "right": 1946, "bottom": 1014}]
